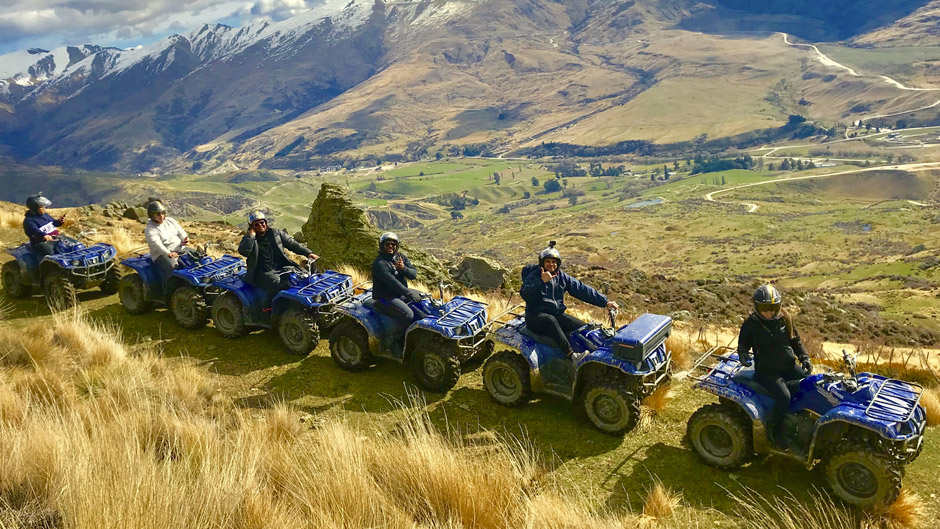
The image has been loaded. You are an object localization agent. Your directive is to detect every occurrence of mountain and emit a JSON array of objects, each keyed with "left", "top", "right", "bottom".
[{"left": 0, "top": 0, "right": 938, "bottom": 175}]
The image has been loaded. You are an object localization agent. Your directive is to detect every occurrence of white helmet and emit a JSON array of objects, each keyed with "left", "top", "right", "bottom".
[
  {"left": 539, "top": 240, "right": 561, "bottom": 267},
  {"left": 379, "top": 231, "right": 399, "bottom": 251}
]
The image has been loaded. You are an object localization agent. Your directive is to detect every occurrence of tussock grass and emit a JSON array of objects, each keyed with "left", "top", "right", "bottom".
[
  {"left": 0, "top": 208, "right": 21, "bottom": 229},
  {"left": 643, "top": 480, "right": 681, "bottom": 521},
  {"left": 867, "top": 489, "right": 925, "bottom": 529},
  {"left": 336, "top": 264, "right": 369, "bottom": 288},
  {"left": 919, "top": 388, "right": 940, "bottom": 427},
  {"left": 90, "top": 226, "right": 141, "bottom": 256},
  {"left": 666, "top": 334, "right": 693, "bottom": 371},
  {"left": 1, "top": 310, "right": 708, "bottom": 528},
  {"left": 731, "top": 487, "right": 924, "bottom": 529}
]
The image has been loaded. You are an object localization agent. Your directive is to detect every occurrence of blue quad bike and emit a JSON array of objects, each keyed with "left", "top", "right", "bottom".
[
  {"left": 118, "top": 246, "right": 246, "bottom": 329},
  {"left": 2, "top": 234, "right": 119, "bottom": 310},
  {"left": 210, "top": 263, "right": 355, "bottom": 355},
  {"left": 482, "top": 309, "right": 672, "bottom": 435},
  {"left": 687, "top": 347, "right": 927, "bottom": 507},
  {"left": 328, "top": 285, "right": 493, "bottom": 392}
]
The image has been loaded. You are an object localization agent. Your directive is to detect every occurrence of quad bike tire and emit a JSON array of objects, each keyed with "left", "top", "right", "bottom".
[
  {"left": 278, "top": 307, "right": 320, "bottom": 355},
  {"left": 2, "top": 260, "right": 31, "bottom": 298},
  {"left": 482, "top": 350, "right": 533, "bottom": 406},
  {"left": 42, "top": 270, "right": 77, "bottom": 311},
  {"left": 686, "top": 403, "right": 754, "bottom": 469},
  {"left": 409, "top": 335, "right": 461, "bottom": 393},
  {"left": 99, "top": 267, "right": 120, "bottom": 295},
  {"left": 118, "top": 273, "right": 153, "bottom": 314},
  {"left": 824, "top": 439, "right": 902, "bottom": 507},
  {"left": 211, "top": 292, "right": 248, "bottom": 339},
  {"left": 329, "top": 319, "right": 373, "bottom": 371},
  {"left": 582, "top": 382, "right": 641, "bottom": 435},
  {"left": 170, "top": 285, "right": 210, "bottom": 329}
]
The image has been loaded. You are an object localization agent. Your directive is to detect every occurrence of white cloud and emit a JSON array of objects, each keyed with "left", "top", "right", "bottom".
[{"left": 0, "top": 0, "right": 330, "bottom": 52}]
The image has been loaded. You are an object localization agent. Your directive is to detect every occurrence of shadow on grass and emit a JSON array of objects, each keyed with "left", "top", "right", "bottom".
[
  {"left": 605, "top": 441, "right": 830, "bottom": 515},
  {"left": 3, "top": 289, "right": 112, "bottom": 320}
]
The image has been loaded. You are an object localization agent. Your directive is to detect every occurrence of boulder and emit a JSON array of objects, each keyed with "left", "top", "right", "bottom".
[
  {"left": 366, "top": 209, "right": 422, "bottom": 230},
  {"left": 453, "top": 255, "right": 508, "bottom": 290},
  {"left": 300, "top": 184, "right": 450, "bottom": 284},
  {"left": 123, "top": 206, "right": 148, "bottom": 221}
]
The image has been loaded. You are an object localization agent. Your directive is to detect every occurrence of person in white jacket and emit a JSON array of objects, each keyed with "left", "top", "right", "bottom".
[{"left": 144, "top": 201, "right": 190, "bottom": 280}]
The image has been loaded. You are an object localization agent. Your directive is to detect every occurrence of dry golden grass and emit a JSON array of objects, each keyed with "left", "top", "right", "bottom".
[
  {"left": 90, "top": 226, "right": 142, "bottom": 256},
  {"left": 336, "top": 264, "right": 369, "bottom": 288},
  {"left": 919, "top": 388, "right": 940, "bottom": 427},
  {"left": 0, "top": 208, "right": 21, "bottom": 229},
  {"left": 866, "top": 489, "right": 925, "bottom": 529},
  {"left": 643, "top": 480, "right": 681, "bottom": 521},
  {"left": 643, "top": 384, "right": 671, "bottom": 415},
  {"left": 732, "top": 488, "right": 861, "bottom": 529},
  {"left": 666, "top": 334, "right": 693, "bottom": 372}
]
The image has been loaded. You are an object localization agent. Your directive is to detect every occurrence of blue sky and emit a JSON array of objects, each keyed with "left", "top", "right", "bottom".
[{"left": 0, "top": 0, "right": 325, "bottom": 54}]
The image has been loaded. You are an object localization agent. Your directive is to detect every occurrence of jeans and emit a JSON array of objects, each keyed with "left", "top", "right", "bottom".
[{"left": 755, "top": 365, "right": 809, "bottom": 441}]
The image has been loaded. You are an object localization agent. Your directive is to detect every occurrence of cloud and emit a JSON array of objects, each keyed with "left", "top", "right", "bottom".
[{"left": 0, "top": 0, "right": 329, "bottom": 52}]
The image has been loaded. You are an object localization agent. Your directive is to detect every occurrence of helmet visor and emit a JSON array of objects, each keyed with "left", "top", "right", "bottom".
[{"left": 755, "top": 302, "right": 781, "bottom": 315}]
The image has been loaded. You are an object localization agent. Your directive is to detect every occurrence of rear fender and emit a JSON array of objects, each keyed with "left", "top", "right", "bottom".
[
  {"left": 6, "top": 244, "right": 40, "bottom": 286},
  {"left": 486, "top": 323, "right": 559, "bottom": 392},
  {"left": 334, "top": 303, "right": 388, "bottom": 355},
  {"left": 121, "top": 255, "right": 165, "bottom": 300},
  {"left": 214, "top": 277, "right": 266, "bottom": 325},
  {"left": 701, "top": 382, "right": 773, "bottom": 453}
]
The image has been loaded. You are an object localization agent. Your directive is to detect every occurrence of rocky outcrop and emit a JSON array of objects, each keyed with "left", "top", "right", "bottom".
[
  {"left": 300, "top": 184, "right": 449, "bottom": 284},
  {"left": 452, "top": 255, "right": 509, "bottom": 290},
  {"left": 366, "top": 209, "right": 422, "bottom": 230}
]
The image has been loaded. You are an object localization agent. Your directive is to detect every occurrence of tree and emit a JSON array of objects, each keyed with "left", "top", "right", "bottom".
[
  {"left": 543, "top": 179, "right": 562, "bottom": 193},
  {"left": 435, "top": 151, "right": 443, "bottom": 160},
  {"left": 523, "top": 191, "right": 531, "bottom": 199},
  {"left": 367, "top": 181, "right": 377, "bottom": 192},
  {"left": 450, "top": 211, "right": 463, "bottom": 220},
  {"left": 780, "top": 158, "right": 791, "bottom": 170},
  {"left": 568, "top": 194, "right": 579, "bottom": 206},
  {"left": 673, "top": 161, "right": 680, "bottom": 171},
  {"left": 494, "top": 173, "right": 501, "bottom": 185},
  {"left": 562, "top": 179, "right": 568, "bottom": 188},
  {"left": 531, "top": 176, "right": 540, "bottom": 187}
]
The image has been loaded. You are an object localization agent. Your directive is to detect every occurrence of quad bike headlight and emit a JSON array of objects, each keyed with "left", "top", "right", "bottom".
[{"left": 71, "top": 259, "right": 81, "bottom": 267}]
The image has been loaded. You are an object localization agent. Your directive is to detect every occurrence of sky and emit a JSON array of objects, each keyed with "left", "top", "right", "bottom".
[{"left": 0, "top": 0, "right": 329, "bottom": 54}]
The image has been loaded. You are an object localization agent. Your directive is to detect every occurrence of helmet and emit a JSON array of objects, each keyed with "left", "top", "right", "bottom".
[
  {"left": 753, "top": 284, "right": 782, "bottom": 320},
  {"left": 147, "top": 201, "right": 167, "bottom": 219},
  {"left": 26, "top": 193, "right": 52, "bottom": 213},
  {"left": 248, "top": 211, "right": 267, "bottom": 224},
  {"left": 538, "top": 240, "right": 561, "bottom": 268},
  {"left": 379, "top": 231, "right": 399, "bottom": 251}
]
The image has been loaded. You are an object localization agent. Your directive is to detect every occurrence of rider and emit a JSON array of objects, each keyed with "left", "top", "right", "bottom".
[
  {"left": 23, "top": 193, "right": 67, "bottom": 256},
  {"left": 520, "top": 241, "right": 618, "bottom": 359},
  {"left": 737, "top": 285, "right": 812, "bottom": 450},
  {"left": 144, "top": 200, "right": 191, "bottom": 280},
  {"left": 371, "top": 232, "right": 423, "bottom": 356},
  {"left": 238, "top": 211, "right": 318, "bottom": 308}
]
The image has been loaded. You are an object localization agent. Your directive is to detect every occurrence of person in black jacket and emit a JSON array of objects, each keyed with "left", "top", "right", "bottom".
[
  {"left": 737, "top": 284, "right": 812, "bottom": 449},
  {"left": 520, "top": 242, "right": 618, "bottom": 358},
  {"left": 371, "top": 232, "right": 424, "bottom": 356},
  {"left": 238, "top": 211, "right": 318, "bottom": 308},
  {"left": 23, "top": 194, "right": 66, "bottom": 256}
]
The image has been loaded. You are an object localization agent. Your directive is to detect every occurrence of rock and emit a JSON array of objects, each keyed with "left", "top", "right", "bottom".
[
  {"left": 453, "top": 255, "right": 508, "bottom": 290},
  {"left": 123, "top": 206, "right": 148, "bottom": 221},
  {"left": 90, "top": 204, "right": 104, "bottom": 213},
  {"left": 102, "top": 209, "right": 115, "bottom": 218},
  {"left": 669, "top": 310, "right": 692, "bottom": 321},
  {"left": 366, "top": 209, "right": 422, "bottom": 230},
  {"left": 300, "top": 184, "right": 450, "bottom": 284},
  {"left": 692, "top": 288, "right": 719, "bottom": 301},
  {"left": 107, "top": 202, "right": 121, "bottom": 210}
]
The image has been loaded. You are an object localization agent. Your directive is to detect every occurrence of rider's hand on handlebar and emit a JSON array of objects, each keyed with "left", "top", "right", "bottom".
[
  {"left": 802, "top": 359, "right": 813, "bottom": 372},
  {"left": 44, "top": 235, "right": 55, "bottom": 242},
  {"left": 168, "top": 251, "right": 179, "bottom": 259},
  {"left": 308, "top": 253, "right": 319, "bottom": 261},
  {"left": 606, "top": 301, "right": 619, "bottom": 311}
]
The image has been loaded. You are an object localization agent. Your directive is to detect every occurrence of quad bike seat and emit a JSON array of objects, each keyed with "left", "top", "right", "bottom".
[
  {"left": 518, "top": 324, "right": 562, "bottom": 347},
  {"left": 733, "top": 367, "right": 802, "bottom": 397}
]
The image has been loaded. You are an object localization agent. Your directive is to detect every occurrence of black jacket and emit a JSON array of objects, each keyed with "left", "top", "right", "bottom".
[
  {"left": 737, "top": 311, "right": 809, "bottom": 374},
  {"left": 238, "top": 229, "right": 312, "bottom": 284},
  {"left": 372, "top": 252, "right": 417, "bottom": 300},
  {"left": 520, "top": 264, "right": 607, "bottom": 316}
]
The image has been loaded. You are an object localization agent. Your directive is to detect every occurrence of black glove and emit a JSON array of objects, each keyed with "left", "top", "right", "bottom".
[
  {"left": 740, "top": 357, "right": 753, "bottom": 368},
  {"left": 403, "top": 291, "right": 422, "bottom": 303},
  {"left": 801, "top": 359, "right": 813, "bottom": 372}
]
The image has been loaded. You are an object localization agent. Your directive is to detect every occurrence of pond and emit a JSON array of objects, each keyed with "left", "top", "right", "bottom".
[{"left": 625, "top": 198, "right": 664, "bottom": 208}]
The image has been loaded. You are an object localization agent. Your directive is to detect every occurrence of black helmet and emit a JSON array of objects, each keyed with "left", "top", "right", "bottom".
[
  {"left": 26, "top": 193, "right": 52, "bottom": 213},
  {"left": 147, "top": 200, "right": 167, "bottom": 219},
  {"left": 753, "top": 284, "right": 782, "bottom": 320},
  {"left": 538, "top": 240, "right": 561, "bottom": 268},
  {"left": 379, "top": 231, "right": 399, "bottom": 251}
]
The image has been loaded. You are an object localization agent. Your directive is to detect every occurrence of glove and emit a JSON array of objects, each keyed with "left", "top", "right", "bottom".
[
  {"left": 740, "top": 357, "right": 753, "bottom": 368},
  {"left": 403, "top": 291, "right": 422, "bottom": 303},
  {"left": 801, "top": 359, "right": 813, "bottom": 372}
]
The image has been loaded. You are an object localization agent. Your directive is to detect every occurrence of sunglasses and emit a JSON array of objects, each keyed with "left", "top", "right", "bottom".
[{"left": 252, "top": 220, "right": 267, "bottom": 227}]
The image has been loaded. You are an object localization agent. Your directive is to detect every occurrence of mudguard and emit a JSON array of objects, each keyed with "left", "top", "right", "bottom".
[
  {"left": 120, "top": 254, "right": 165, "bottom": 300},
  {"left": 488, "top": 319, "right": 565, "bottom": 371},
  {"left": 408, "top": 297, "right": 488, "bottom": 339},
  {"left": 171, "top": 255, "right": 245, "bottom": 288},
  {"left": 213, "top": 276, "right": 268, "bottom": 325},
  {"left": 7, "top": 243, "right": 41, "bottom": 285},
  {"left": 272, "top": 270, "right": 353, "bottom": 315}
]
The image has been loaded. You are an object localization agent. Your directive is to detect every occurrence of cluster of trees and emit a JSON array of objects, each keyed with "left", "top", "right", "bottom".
[
  {"left": 769, "top": 158, "right": 817, "bottom": 171},
  {"left": 517, "top": 140, "right": 654, "bottom": 158},
  {"left": 690, "top": 153, "right": 756, "bottom": 175},
  {"left": 588, "top": 162, "right": 626, "bottom": 177},
  {"left": 548, "top": 160, "right": 587, "bottom": 178}
]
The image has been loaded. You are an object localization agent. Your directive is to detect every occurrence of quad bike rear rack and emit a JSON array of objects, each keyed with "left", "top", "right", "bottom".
[{"left": 688, "top": 346, "right": 738, "bottom": 384}]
